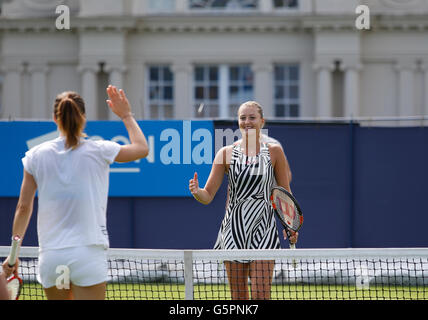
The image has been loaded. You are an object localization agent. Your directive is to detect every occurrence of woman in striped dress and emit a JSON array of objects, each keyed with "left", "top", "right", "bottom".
[{"left": 189, "top": 101, "right": 298, "bottom": 300}]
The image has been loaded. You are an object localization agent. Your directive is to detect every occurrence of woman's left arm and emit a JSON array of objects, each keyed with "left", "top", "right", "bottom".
[
  {"left": 269, "top": 144, "right": 298, "bottom": 243},
  {"left": 270, "top": 144, "right": 291, "bottom": 193}
]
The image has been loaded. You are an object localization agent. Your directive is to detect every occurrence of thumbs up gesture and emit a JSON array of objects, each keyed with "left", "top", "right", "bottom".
[{"left": 189, "top": 172, "right": 199, "bottom": 196}]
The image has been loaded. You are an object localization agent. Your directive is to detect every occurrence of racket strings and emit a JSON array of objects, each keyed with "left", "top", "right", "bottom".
[
  {"left": 7, "top": 278, "right": 22, "bottom": 300},
  {"left": 271, "top": 188, "right": 303, "bottom": 232}
]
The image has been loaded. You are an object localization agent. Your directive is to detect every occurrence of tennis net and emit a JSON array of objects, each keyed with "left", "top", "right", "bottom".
[{"left": 1, "top": 246, "right": 427, "bottom": 300}]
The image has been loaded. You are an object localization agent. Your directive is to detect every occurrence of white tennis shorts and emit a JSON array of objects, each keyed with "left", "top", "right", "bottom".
[{"left": 37, "top": 245, "right": 108, "bottom": 289}]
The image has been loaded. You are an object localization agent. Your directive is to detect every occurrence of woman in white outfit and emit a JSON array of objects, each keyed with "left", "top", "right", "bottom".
[{"left": 2, "top": 85, "right": 148, "bottom": 300}]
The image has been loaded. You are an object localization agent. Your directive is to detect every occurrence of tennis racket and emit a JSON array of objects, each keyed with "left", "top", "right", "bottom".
[
  {"left": 7, "top": 275, "right": 22, "bottom": 300},
  {"left": 270, "top": 187, "right": 303, "bottom": 266},
  {"left": 8, "top": 236, "right": 21, "bottom": 267},
  {"left": 6, "top": 236, "right": 22, "bottom": 300}
]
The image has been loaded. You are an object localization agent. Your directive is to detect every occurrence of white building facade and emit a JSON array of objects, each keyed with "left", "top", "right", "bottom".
[{"left": 0, "top": 0, "right": 427, "bottom": 121}]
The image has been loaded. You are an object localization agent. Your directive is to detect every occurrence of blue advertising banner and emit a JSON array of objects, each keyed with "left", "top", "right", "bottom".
[{"left": 0, "top": 120, "right": 214, "bottom": 197}]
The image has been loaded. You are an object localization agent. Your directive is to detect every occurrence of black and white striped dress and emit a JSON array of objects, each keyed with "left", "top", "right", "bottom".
[{"left": 214, "top": 142, "right": 281, "bottom": 252}]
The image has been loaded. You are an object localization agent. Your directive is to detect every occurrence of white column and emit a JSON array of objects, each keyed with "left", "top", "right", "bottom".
[
  {"left": 341, "top": 62, "right": 362, "bottom": 118},
  {"left": 395, "top": 60, "right": 417, "bottom": 117},
  {"left": 78, "top": 64, "right": 99, "bottom": 120},
  {"left": 126, "top": 61, "right": 144, "bottom": 119},
  {"left": 105, "top": 64, "right": 127, "bottom": 120},
  {"left": 252, "top": 61, "right": 273, "bottom": 117},
  {"left": 171, "top": 61, "right": 192, "bottom": 119},
  {"left": 175, "top": 0, "right": 187, "bottom": 13},
  {"left": 1, "top": 64, "right": 23, "bottom": 120},
  {"left": 219, "top": 64, "right": 229, "bottom": 118},
  {"left": 299, "top": 0, "right": 313, "bottom": 13},
  {"left": 109, "top": 69, "right": 123, "bottom": 88},
  {"left": 422, "top": 61, "right": 428, "bottom": 125},
  {"left": 314, "top": 62, "right": 335, "bottom": 118},
  {"left": 259, "top": 0, "right": 273, "bottom": 13},
  {"left": 29, "top": 64, "right": 49, "bottom": 119}
]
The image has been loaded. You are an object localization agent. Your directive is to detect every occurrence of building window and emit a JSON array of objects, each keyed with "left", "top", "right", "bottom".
[
  {"left": 190, "top": 0, "right": 258, "bottom": 10},
  {"left": 189, "top": 0, "right": 297, "bottom": 10},
  {"left": 147, "top": 65, "right": 174, "bottom": 119},
  {"left": 148, "top": 0, "right": 175, "bottom": 12},
  {"left": 274, "top": 64, "right": 300, "bottom": 117},
  {"left": 194, "top": 65, "right": 219, "bottom": 117},
  {"left": 272, "top": 0, "right": 298, "bottom": 8},
  {"left": 194, "top": 64, "right": 254, "bottom": 118},
  {"left": 228, "top": 65, "right": 253, "bottom": 116}
]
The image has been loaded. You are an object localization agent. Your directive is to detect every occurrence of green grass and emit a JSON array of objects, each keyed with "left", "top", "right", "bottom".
[{"left": 18, "top": 282, "right": 428, "bottom": 300}]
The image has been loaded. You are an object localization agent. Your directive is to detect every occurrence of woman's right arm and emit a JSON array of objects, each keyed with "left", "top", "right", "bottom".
[
  {"left": 189, "top": 146, "right": 230, "bottom": 205},
  {"left": 2, "top": 170, "right": 37, "bottom": 278},
  {"left": 106, "top": 85, "right": 149, "bottom": 162}
]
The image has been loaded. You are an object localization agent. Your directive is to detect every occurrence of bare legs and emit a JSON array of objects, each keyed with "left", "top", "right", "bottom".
[
  {"left": 44, "top": 282, "right": 106, "bottom": 300},
  {"left": 224, "top": 260, "right": 274, "bottom": 300}
]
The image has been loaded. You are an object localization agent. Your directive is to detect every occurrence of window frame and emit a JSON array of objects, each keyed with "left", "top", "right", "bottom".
[
  {"left": 146, "top": 64, "right": 175, "bottom": 120},
  {"left": 273, "top": 63, "right": 300, "bottom": 118}
]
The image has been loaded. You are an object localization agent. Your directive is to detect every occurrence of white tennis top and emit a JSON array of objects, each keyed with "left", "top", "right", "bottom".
[{"left": 22, "top": 136, "right": 121, "bottom": 251}]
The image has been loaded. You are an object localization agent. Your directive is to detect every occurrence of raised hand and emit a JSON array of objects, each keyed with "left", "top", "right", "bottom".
[
  {"left": 189, "top": 172, "right": 199, "bottom": 196},
  {"left": 283, "top": 229, "right": 299, "bottom": 244},
  {"left": 106, "top": 85, "right": 133, "bottom": 120}
]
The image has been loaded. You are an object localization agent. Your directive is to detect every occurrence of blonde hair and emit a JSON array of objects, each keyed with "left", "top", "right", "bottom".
[{"left": 238, "top": 101, "right": 264, "bottom": 119}]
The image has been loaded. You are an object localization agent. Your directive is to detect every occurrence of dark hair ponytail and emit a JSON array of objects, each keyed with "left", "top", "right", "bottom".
[{"left": 54, "top": 91, "right": 86, "bottom": 149}]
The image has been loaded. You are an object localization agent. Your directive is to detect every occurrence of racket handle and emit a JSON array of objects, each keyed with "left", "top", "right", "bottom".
[
  {"left": 285, "top": 229, "right": 296, "bottom": 249},
  {"left": 8, "top": 236, "right": 21, "bottom": 267},
  {"left": 289, "top": 243, "right": 297, "bottom": 268}
]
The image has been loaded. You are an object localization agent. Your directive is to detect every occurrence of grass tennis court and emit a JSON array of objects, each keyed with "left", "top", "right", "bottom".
[
  {"left": 18, "top": 283, "right": 428, "bottom": 300},
  {"left": 5, "top": 247, "right": 428, "bottom": 301}
]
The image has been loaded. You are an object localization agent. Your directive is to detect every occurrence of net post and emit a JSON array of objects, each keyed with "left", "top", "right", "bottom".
[{"left": 183, "top": 250, "right": 194, "bottom": 300}]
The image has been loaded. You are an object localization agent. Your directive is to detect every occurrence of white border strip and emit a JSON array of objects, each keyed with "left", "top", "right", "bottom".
[
  {"left": 2, "top": 247, "right": 428, "bottom": 260},
  {"left": 0, "top": 246, "right": 39, "bottom": 258},
  {"left": 109, "top": 168, "right": 141, "bottom": 173}
]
